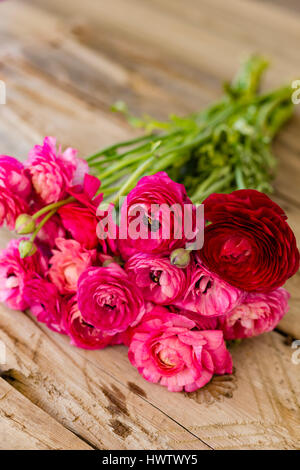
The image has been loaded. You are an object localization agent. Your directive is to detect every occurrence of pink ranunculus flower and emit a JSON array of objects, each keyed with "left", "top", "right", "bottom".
[
  {"left": 128, "top": 307, "right": 232, "bottom": 392},
  {"left": 59, "top": 174, "right": 118, "bottom": 252},
  {"left": 219, "top": 288, "right": 290, "bottom": 340},
  {"left": 0, "top": 156, "right": 32, "bottom": 229},
  {"left": 62, "top": 296, "right": 115, "bottom": 350},
  {"left": 125, "top": 253, "right": 187, "bottom": 305},
  {"left": 0, "top": 156, "right": 32, "bottom": 199},
  {"left": 169, "top": 305, "right": 220, "bottom": 330},
  {"left": 25, "top": 136, "right": 88, "bottom": 204},
  {"left": 49, "top": 238, "right": 97, "bottom": 294},
  {"left": 0, "top": 238, "right": 47, "bottom": 310},
  {"left": 77, "top": 263, "right": 145, "bottom": 335},
  {"left": 0, "top": 187, "right": 29, "bottom": 230},
  {"left": 175, "top": 257, "right": 244, "bottom": 317},
  {"left": 24, "top": 279, "right": 64, "bottom": 333},
  {"left": 119, "top": 172, "right": 194, "bottom": 259}
]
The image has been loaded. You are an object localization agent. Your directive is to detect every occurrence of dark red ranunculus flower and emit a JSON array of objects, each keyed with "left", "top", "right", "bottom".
[{"left": 198, "top": 190, "right": 299, "bottom": 292}]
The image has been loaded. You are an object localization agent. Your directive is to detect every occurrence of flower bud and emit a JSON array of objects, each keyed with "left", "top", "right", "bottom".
[
  {"left": 15, "top": 214, "right": 36, "bottom": 234},
  {"left": 170, "top": 248, "right": 191, "bottom": 268},
  {"left": 102, "top": 259, "right": 114, "bottom": 267},
  {"left": 18, "top": 240, "right": 37, "bottom": 258},
  {"left": 102, "top": 256, "right": 123, "bottom": 268}
]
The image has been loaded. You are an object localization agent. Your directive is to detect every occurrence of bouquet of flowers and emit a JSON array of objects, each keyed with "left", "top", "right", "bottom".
[{"left": 0, "top": 57, "right": 299, "bottom": 393}]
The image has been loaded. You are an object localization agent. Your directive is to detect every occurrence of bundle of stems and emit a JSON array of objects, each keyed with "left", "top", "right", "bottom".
[{"left": 86, "top": 56, "right": 293, "bottom": 205}]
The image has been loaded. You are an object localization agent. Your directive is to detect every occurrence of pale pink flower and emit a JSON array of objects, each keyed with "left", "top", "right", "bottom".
[
  {"left": 125, "top": 253, "right": 187, "bottom": 305},
  {"left": 0, "top": 238, "right": 47, "bottom": 310},
  {"left": 128, "top": 307, "right": 232, "bottom": 392},
  {"left": 49, "top": 238, "right": 97, "bottom": 294},
  {"left": 26, "top": 137, "right": 88, "bottom": 204},
  {"left": 77, "top": 263, "right": 145, "bottom": 335},
  {"left": 219, "top": 288, "right": 290, "bottom": 340}
]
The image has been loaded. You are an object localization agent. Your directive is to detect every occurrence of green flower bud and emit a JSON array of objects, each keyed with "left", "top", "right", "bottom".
[
  {"left": 15, "top": 214, "right": 36, "bottom": 234},
  {"left": 170, "top": 248, "right": 191, "bottom": 269},
  {"left": 18, "top": 240, "right": 37, "bottom": 259},
  {"left": 102, "top": 256, "right": 124, "bottom": 268},
  {"left": 102, "top": 259, "right": 114, "bottom": 267}
]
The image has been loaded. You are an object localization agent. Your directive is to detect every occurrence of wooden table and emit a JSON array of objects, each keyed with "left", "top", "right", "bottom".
[{"left": 0, "top": 0, "right": 299, "bottom": 450}]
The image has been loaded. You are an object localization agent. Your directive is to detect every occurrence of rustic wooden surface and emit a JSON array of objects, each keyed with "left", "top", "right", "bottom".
[{"left": 0, "top": 0, "right": 299, "bottom": 450}]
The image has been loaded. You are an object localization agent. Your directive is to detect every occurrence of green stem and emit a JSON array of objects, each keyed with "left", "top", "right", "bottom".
[
  {"left": 32, "top": 196, "right": 74, "bottom": 220},
  {"left": 99, "top": 168, "right": 130, "bottom": 189},
  {"left": 87, "top": 130, "right": 182, "bottom": 165},
  {"left": 235, "top": 166, "right": 246, "bottom": 189},
  {"left": 192, "top": 174, "right": 234, "bottom": 203},
  {"left": 94, "top": 152, "right": 151, "bottom": 179},
  {"left": 191, "top": 167, "right": 230, "bottom": 200},
  {"left": 30, "top": 209, "right": 58, "bottom": 242},
  {"left": 86, "top": 134, "right": 157, "bottom": 163},
  {"left": 102, "top": 185, "right": 122, "bottom": 196},
  {"left": 110, "top": 156, "right": 155, "bottom": 205}
]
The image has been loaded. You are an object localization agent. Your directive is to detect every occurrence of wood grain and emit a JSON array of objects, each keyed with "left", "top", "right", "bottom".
[
  {"left": 0, "top": 378, "right": 91, "bottom": 450},
  {"left": 0, "top": 0, "right": 299, "bottom": 449},
  {"left": 50, "top": 326, "right": 300, "bottom": 450}
]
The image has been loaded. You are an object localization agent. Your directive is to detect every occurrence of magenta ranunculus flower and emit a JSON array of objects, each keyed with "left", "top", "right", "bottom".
[
  {"left": 49, "top": 238, "right": 97, "bottom": 294},
  {"left": 219, "top": 288, "right": 290, "bottom": 340},
  {"left": 0, "top": 187, "right": 29, "bottom": 230},
  {"left": 125, "top": 253, "right": 187, "bottom": 305},
  {"left": 0, "top": 238, "right": 47, "bottom": 310},
  {"left": 25, "top": 136, "right": 88, "bottom": 204},
  {"left": 128, "top": 307, "right": 232, "bottom": 392},
  {"left": 77, "top": 263, "right": 145, "bottom": 335},
  {"left": 62, "top": 296, "right": 115, "bottom": 350},
  {"left": 168, "top": 306, "right": 220, "bottom": 330},
  {"left": 175, "top": 257, "right": 244, "bottom": 317},
  {"left": 119, "top": 172, "right": 194, "bottom": 258},
  {"left": 0, "top": 155, "right": 32, "bottom": 229},
  {"left": 24, "top": 279, "right": 64, "bottom": 333},
  {"left": 0, "top": 156, "right": 31, "bottom": 198}
]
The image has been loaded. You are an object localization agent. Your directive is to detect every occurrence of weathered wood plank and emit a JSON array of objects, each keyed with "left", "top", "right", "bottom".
[
  {"left": 0, "top": 304, "right": 208, "bottom": 450},
  {"left": 40, "top": 321, "right": 300, "bottom": 450},
  {"left": 0, "top": 378, "right": 92, "bottom": 450},
  {"left": 260, "top": 0, "right": 300, "bottom": 14},
  {"left": 23, "top": 0, "right": 300, "bottom": 86}
]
